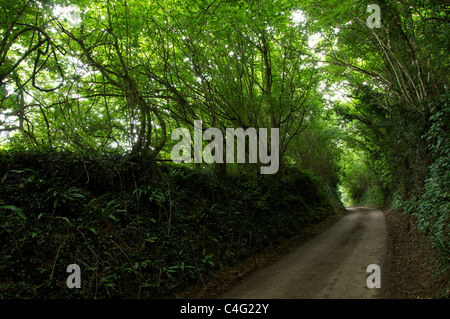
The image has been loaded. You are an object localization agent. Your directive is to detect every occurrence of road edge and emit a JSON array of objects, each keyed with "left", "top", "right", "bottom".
[
  {"left": 382, "top": 207, "right": 449, "bottom": 299},
  {"left": 178, "top": 211, "right": 347, "bottom": 299}
]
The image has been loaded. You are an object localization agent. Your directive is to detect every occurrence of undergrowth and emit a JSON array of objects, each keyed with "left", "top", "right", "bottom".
[{"left": 0, "top": 150, "right": 343, "bottom": 298}]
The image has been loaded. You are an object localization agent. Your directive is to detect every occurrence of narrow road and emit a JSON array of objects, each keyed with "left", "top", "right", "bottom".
[{"left": 221, "top": 207, "right": 388, "bottom": 299}]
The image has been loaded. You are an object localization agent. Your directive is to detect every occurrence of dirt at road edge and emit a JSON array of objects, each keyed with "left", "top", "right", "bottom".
[{"left": 383, "top": 208, "right": 448, "bottom": 299}]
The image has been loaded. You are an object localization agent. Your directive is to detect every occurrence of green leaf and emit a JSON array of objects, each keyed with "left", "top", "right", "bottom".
[
  {"left": 55, "top": 216, "right": 71, "bottom": 224},
  {"left": 1, "top": 205, "right": 27, "bottom": 220}
]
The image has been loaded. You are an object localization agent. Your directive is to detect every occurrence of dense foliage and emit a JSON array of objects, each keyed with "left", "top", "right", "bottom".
[
  {"left": 0, "top": 150, "right": 342, "bottom": 298},
  {"left": 298, "top": 0, "right": 449, "bottom": 276},
  {"left": 0, "top": 0, "right": 448, "bottom": 298}
]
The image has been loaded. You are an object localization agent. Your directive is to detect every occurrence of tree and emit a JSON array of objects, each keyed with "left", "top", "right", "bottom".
[{"left": 302, "top": 0, "right": 449, "bottom": 199}]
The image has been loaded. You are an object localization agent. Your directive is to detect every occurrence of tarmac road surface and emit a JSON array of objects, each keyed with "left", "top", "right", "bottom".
[{"left": 221, "top": 207, "right": 388, "bottom": 299}]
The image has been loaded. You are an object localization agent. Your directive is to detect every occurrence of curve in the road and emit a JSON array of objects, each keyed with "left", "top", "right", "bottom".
[{"left": 220, "top": 207, "right": 388, "bottom": 299}]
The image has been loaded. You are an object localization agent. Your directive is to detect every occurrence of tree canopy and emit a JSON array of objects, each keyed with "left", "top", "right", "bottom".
[{"left": 0, "top": 0, "right": 448, "bottom": 298}]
